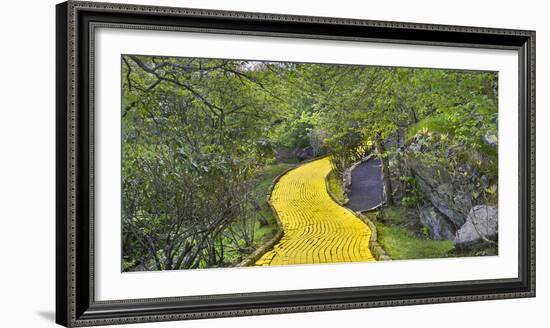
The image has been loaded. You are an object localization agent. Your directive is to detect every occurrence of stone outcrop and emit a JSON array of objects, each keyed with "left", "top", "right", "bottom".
[
  {"left": 419, "top": 205, "right": 456, "bottom": 240},
  {"left": 406, "top": 154, "right": 470, "bottom": 228},
  {"left": 397, "top": 134, "right": 498, "bottom": 246},
  {"left": 455, "top": 205, "right": 498, "bottom": 247}
]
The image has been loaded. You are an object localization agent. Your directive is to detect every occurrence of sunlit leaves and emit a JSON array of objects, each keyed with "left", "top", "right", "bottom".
[{"left": 121, "top": 55, "right": 498, "bottom": 271}]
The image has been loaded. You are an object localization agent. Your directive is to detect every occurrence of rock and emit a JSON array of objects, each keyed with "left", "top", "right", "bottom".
[
  {"left": 416, "top": 177, "right": 468, "bottom": 227},
  {"left": 454, "top": 205, "right": 498, "bottom": 247},
  {"left": 343, "top": 166, "right": 353, "bottom": 196},
  {"left": 408, "top": 142, "right": 421, "bottom": 153},
  {"left": 402, "top": 138, "right": 499, "bottom": 244},
  {"left": 419, "top": 205, "right": 456, "bottom": 240},
  {"left": 404, "top": 152, "right": 470, "bottom": 226},
  {"left": 480, "top": 175, "right": 489, "bottom": 190},
  {"left": 482, "top": 133, "right": 498, "bottom": 146}
]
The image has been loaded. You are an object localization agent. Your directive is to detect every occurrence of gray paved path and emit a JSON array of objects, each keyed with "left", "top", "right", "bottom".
[{"left": 346, "top": 158, "right": 384, "bottom": 212}]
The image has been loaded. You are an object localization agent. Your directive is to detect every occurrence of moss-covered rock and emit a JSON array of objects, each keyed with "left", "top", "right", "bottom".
[
  {"left": 455, "top": 205, "right": 498, "bottom": 248},
  {"left": 397, "top": 131, "right": 498, "bottom": 249},
  {"left": 419, "top": 205, "right": 456, "bottom": 240}
]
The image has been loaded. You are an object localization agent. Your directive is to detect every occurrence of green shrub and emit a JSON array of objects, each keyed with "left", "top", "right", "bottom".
[
  {"left": 399, "top": 175, "right": 425, "bottom": 208},
  {"left": 382, "top": 207, "right": 408, "bottom": 225},
  {"left": 406, "top": 115, "right": 453, "bottom": 141}
]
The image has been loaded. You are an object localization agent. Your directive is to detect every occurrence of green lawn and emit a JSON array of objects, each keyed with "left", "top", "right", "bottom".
[
  {"left": 364, "top": 210, "right": 454, "bottom": 260},
  {"left": 375, "top": 224, "right": 454, "bottom": 260},
  {"left": 326, "top": 169, "right": 345, "bottom": 204}
]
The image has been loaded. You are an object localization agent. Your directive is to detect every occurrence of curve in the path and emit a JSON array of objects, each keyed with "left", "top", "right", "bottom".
[
  {"left": 255, "top": 157, "right": 375, "bottom": 266},
  {"left": 346, "top": 158, "right": 384, "bottom": 212}
]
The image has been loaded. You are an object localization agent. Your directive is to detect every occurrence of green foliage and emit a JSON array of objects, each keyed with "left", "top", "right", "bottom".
[
  {"left": 121, "top": 56, "right": 286, "bottom": 270},
  {"left": 420, "top": 226, "right": 431, "bottom": 239},
  {"left": 366, "top": 210, "right": 454, "bottom": 260},
  {"left": 484, "top": 184, "right": 498, "bottom": 205},
  {"left": 249, "top": 163, "right": 294, "bottom": 246},
  {"left": 399, "top": 176, "right": 425, "bottom": 208},
  {"left": 365, "top": 206, "right": 456, "bottom": 260},
  {"left": 376, "top": 223, "right": 454, "bottom": 260},
  {"left": 121, "top": 54, "right": 498, "bottom": 270},
  {"left": 272, "top": 111, "right": 318, "bottom": 149},
  {"left": 326, "top": 169, "right": 345, "bottom": 204},
  {"left": 405, "top": 70, "right": 498, "bottom": 166},
  {"left": 406, "top": 115, "right": 453, "bottom": 141},
  {"left": 380, "top": 206, "right": 408, "bottom": 225}
]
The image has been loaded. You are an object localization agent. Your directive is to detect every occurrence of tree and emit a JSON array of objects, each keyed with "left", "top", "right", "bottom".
[{"left": 121, "top": 55, "right": 499, "bottom": 270}]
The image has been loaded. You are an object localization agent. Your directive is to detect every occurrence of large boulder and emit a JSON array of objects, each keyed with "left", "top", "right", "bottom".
[
  {"left": 482, "top": 133, "right": 498, "bottom": 147},
  {"left": 419, "top": 205, "right": 456, "bottom": 240},
  {"left": 405, "top": 153, "right": 469, "bottom": 227},
  {"left": 454, "top": 205, "right": 498, "bottom": 247}
]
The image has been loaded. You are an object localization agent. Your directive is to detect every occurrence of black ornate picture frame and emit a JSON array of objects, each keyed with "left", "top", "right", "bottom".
[{"left": 56, "top": 1, "right": 535, "bottom": 326}]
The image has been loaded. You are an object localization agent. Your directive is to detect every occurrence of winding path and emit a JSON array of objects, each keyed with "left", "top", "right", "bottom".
[
  {"left": 346, "top": 158, "right": 384, "bottom": 212},
  {"left": 255, "top": 157, "right": 375, "bottom": 266}
]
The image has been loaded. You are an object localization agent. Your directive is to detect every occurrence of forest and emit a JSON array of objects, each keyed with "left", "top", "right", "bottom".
[{"left": 121, "top": 54, "right": 498, "bottom": 271}]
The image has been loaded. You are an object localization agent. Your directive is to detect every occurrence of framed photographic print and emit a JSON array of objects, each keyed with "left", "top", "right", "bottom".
[{"left": 56, "top": 0, "right": 535, "bottom": 326}]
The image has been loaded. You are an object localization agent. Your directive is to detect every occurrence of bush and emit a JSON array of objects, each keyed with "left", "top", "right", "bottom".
[
  {"left": 406, "top": 115, "right": 452, "bottom": 141},
  {"left": 399, "top": 175, "right": 425, "bottom": 208}
]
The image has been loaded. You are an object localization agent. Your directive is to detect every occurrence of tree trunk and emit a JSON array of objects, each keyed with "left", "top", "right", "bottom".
[{"left": 375, "top": 133, "right": 394, "bottom": 206}]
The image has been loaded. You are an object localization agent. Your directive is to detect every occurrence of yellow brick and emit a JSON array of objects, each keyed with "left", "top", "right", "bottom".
[{"left": 256, "top": 157, "right": 375, "bottom": 266}]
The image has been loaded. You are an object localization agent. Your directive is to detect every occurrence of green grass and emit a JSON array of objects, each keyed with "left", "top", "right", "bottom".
[
  {"left": 376, "top": 224, "right": 454, "bottom": 260},
  {"left": 364, "top": 210, "right": 454, "bottom": 260},
  {"left": 252, "top": 163, "right": 295, "bottom": 245},
  {"left": 326, "top": 169, "right": 345, "bottom": 204},
  {"left": 380, "top": 207, "right": 408, "bottom": 225}
]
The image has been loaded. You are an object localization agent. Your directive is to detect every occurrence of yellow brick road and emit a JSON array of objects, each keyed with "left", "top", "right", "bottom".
[{"left": 255, "top": 157, "right": 376, "bottom": 266}]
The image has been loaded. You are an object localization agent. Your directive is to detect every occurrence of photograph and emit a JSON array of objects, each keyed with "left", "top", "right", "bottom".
[
  {"left": 121, "top": 55, "right": 499, "bottom": 272},
  {"left": 49, "top": 1, "right": 536, "bottom": 326}
]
